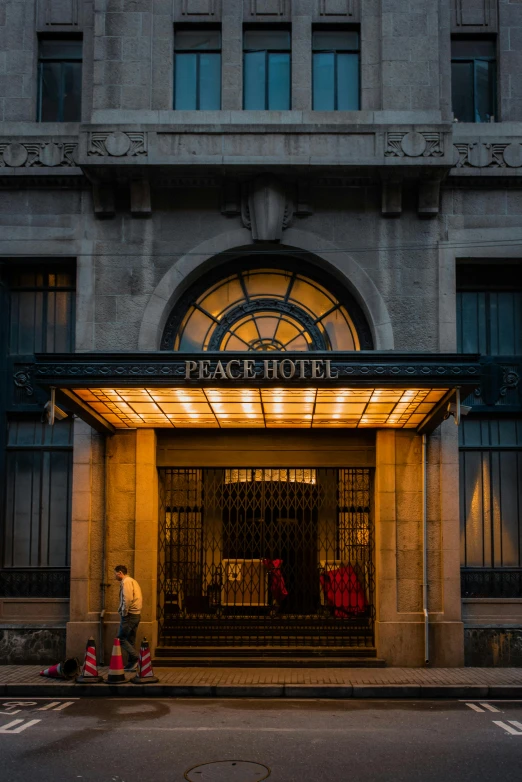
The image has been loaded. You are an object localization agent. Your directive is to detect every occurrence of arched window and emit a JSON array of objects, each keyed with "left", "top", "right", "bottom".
[{"left": 162, "top": 265, "right": 372, "bottom": 351}]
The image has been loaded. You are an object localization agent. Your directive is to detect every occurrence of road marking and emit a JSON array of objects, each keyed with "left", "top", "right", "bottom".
[
  {"left": 493, "top": 721, "right": 522, "bottom": 736},
  {"left": 0, "top": 719, "right": 41, "bottom": 734},
  {"left": 52, "top": 701, "right": 75, "bottom": 711},
  {"left": 508, "top": 720, "right": 522, "bottom": 730},
  {"left": 37, "top": 702, "right": 62, "bottom": 711},
  {"left": 480, "top": 703, "right": 501, "bottom": 713},
  {"left": 465, "top": 703, "right": 484, "bottom": 712}
]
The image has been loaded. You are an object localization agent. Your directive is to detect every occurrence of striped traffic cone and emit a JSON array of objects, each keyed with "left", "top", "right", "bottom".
[
  {"left": 76, "top": 637, "right": 103, "bottom": 683},
  {"left": 131, "top": 638, "right": 159, "bottom": 684},
  {"left": 104, "top": 638, "right": 126, "bottom": 684},
  {"left": 40, "top": 658, "right": 79, "bottom": 679}
]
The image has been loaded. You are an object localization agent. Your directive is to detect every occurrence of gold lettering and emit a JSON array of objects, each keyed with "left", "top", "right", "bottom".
[
  {"left": 279, "top": 359, "right": 296, "bottom": 379},
  {"left": 225, "top": 360, "right": 241, "bottom": 379},
  {"left": 263, "top": 360, "right": 279, "bottom": 380},
  {"left": 295, "top": 360, "right": 309, "bottom": 379},
  {"left": 311, "top": 360, "right": 325, "bottom": 379},
  {"left": 185, "top": 360, "right": 197, "bottom": 380},
  {"left": 213, "top": 361, "right": 227, "bottom": 380},
  {"left": 243, "top": 360, "right": 256, "bottom": 379},
  {"left": 325, "top": 360, "right": 338, "bottom": 379},
  {"left": 198, "top": 360, "right": 211, "bottom": 380}
]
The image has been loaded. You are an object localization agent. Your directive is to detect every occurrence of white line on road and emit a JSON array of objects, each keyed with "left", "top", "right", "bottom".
[
  {"left": 465, "top": 703, "right": 485, "bottom": 712},
  {"left": 493, "top": 721, "right": 522, "bottom": 736},
  {"left": 52, "top": 701, "right": 75, "bottom": 711},
  {"left": 0, "top": 719, "right": 41, "bottom": 734},
  {"left": 508, "top": 720, "right": 522, "bottom": 730},
  {"left": 480, "top": 703, "right": 501, "bottom": 713},
  {"left": 37, "top": 702, "right": 61, "bottom": 711}
]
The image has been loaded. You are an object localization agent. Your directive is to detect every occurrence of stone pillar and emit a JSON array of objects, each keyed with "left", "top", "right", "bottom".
[
  {"left": 103, "top": 430, "right": 137, "bottom": 659},
  {"left": 374, "top": 428, "right": 464, "bottom": 666},
  {"left": 133, "top": 429, "right": 159, "bottom": 651},
  {"left": 222, "top": 0, "right": 243, "bottom": 111},
  {"left": 66, "top": 419, "right": 106, "bottom": 658}
]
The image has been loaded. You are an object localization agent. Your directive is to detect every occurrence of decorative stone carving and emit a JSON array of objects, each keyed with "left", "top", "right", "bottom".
[
  {"left": 42, "top": 0, "right": 79, "bottom": 26},
  {"left": 2, "top": 143, "right": 28, "bottom": 167},
  {"left": 242, "top": 176, "right": 293, "bottom": 241},
  {"left": 88, "top": 132, "right": 147, "bottom": 158},
  {"left": 453, "top": 141, "right": 522, "bottom": 169},
  {"left": 250, "top": 0, "right": 286, "bottom": 15},
  {"left": 500, "top": 368, "right": 520, "bottom": 397},
  {"left": 14, "top": 370, "right": 34, "bottom": 397},
  {"left": 453, "top": 0, "right": 493, "bottom": 28},
  {"left": 319, "top": 0, "right": 354, "bottom": 16},
  {"left": 181, "top": 0, "right": 216, "bottom": 14},
  {"left": 0, "top": 140, "right": 78, "bottom": 168},
  {"left": 385, "top": 132, "right": 444, "bottom": 158}
]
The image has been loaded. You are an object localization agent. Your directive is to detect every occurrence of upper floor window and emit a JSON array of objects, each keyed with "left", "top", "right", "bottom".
[
  {"left": 312, "top": 29, "right": 360, "bottom": 111},
  {"left": 451, "top": 38, "right": 496, "bottom": 122},
  {"left": 456, "top": 265, "right": 521, "bottom": 356},
  {"left": 7, "top": 267, "right": 76, "bottom": 355},
  {"left": 243, "top": 29, "right": 291, "bottom": 110},
  {"left": 174, "top": 28, "right": 221, "bottom": 110},
  {"left": 37, "top": 38, "right": 82, "bottom": 122}
]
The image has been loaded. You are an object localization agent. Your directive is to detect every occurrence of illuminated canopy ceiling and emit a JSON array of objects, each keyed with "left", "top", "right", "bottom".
[
  {"left": 28, "top": 351, "right": 482, "bottom": 436},
  {"left": 72, "top": 387, "right": 449, "bottom": 429}
]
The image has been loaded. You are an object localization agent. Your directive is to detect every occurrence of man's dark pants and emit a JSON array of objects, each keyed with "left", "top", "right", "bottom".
[{"left": 118, "top": 613, "right": 141, "bottom": 664}]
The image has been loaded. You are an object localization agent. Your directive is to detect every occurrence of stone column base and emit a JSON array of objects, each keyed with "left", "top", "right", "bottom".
[
  {"left": 66, "top": 620, "right": 102, "bottom": 660},
  {"left": 376, "top": 620, "right": 464, "bottom": 667}
]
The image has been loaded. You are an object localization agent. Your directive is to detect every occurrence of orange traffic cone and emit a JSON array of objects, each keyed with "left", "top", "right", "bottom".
[
  {"left": 104, "top": 638, "right": 126, "bottom": 684},
  {"left": 76, "top": 637, "right": 103, "bottom": 684},
  {"left": 40, "top": 658, "right": 79, "bottom": 679},
  {"left": 131, "top": 638, "right": 159, "bottom": 684}
]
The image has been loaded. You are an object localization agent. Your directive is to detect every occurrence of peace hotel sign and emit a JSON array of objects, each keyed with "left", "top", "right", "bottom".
[{"left": 185, "top": 358, "right": 338, "bottom": 381}]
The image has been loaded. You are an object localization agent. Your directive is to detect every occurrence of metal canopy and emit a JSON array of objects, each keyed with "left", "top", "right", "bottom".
[{"left": 28, "top": 351, "right": 482, "bottom": 436}]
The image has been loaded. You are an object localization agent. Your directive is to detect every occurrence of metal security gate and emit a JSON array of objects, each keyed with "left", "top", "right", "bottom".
[{"left": 157, "top": 467, "right": 374, "bottom": 648}]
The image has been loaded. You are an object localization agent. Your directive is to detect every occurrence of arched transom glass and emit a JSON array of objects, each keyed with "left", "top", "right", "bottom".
[{"left": 173, "top": 269, "right": 361, "bottom": 352}]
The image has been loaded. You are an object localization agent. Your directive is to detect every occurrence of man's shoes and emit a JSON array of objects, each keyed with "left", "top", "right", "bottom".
[{"left": 124, "top": 661, "right": 138, "bottom": 672}]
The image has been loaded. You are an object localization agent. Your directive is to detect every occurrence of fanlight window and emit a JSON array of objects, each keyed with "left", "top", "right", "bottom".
[{"left": 173, "top": 270, "right": 361, "bottom": 352}]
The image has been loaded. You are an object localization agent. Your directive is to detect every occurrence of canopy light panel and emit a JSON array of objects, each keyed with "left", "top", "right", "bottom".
[{"left": 72, "top": 387, "right": 449, "bottom": 429}]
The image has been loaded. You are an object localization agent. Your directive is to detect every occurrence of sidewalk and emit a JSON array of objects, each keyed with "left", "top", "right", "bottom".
[{"left": 2, "top": 665, "right": 522, "bottom": 698}]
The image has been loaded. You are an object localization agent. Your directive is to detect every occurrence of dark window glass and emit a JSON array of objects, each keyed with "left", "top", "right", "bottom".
[
  {"left": 243, "top": 28, "right": 291, "bottom": 110},
  {"left": 174, "top": 29, "right": 221, "bottom": 110},
  {"left": 3, "top": 419, "right": 73, "bottom": 568},
  {"left": 37, "top": 38, "right": 82, "bottom": 122},
  {"left": 7, "top": 267, "right": 76, "bottom": 355},
  {"left": 457, "top": 291, "right": 522, "bottom": 356},
  {"left": 451, "top": 37, "right": 496, "bottom": 122},
  {"left": 312, "top": 29, "right": 360, "bottom": 111},
  {"left": 460, "top": 419, "right": 522, "bottom": 569}
]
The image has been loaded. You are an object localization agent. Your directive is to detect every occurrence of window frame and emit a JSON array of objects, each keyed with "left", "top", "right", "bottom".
[
  {"left": 37, "top": 36, "right": 83, "bottom": 123},
  {"left": 451, "top": 36, "right": 497, "bottom": 123},
  {"left": 7, "top": 266, "right": 76, "bottom": 356},
  {"left": 2, "top": 417, "right": 74, "bottom": 571},
  {"left": 174, "top": 27, "right": 222, "bottom": 111},
  {"left": 243, "top": 27, "right": 292, "bottom": 111},
  {"left": 312, "top": 27, "right": 360, "bottom": 112}
]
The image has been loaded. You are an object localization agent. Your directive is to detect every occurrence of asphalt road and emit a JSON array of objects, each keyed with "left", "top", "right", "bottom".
[{"left": 1, "top": 696, "right": 522, "bottom": 782}]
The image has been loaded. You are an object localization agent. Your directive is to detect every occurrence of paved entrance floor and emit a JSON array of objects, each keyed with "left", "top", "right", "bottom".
[{"left": 1, "top": 665, "right": 522, "bottom": 698}]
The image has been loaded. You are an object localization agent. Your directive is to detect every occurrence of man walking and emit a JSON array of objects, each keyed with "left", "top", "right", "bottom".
[{"left": 114, "top": 565, "right": 142, "bottom": 672}]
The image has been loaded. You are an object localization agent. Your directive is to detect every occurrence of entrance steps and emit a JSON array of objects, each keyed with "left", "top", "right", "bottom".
[{"left": 154, "top": 646, "right": 385, "bottom": 668}]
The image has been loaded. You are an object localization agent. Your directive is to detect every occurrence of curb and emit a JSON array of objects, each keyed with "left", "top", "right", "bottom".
[{"left": 2, "top": 682, "right": 522, "bottom": 699}]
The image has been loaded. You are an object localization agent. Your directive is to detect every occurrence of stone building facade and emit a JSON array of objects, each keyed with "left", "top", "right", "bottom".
[{"left": 0, "top": 0, "right": 520, "bottom": 666}]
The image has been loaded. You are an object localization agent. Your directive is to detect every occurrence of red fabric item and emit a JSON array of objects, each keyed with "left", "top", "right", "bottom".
[
  {"left": 320, "top": 565, "right": 366, "bottom": 618},
  {"left": 262, "top": 559, "right": 288, "bottom": 603}
]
